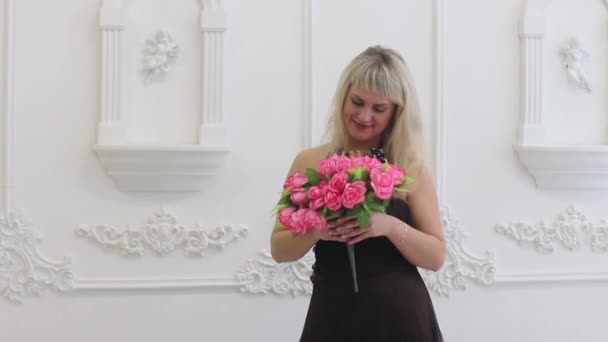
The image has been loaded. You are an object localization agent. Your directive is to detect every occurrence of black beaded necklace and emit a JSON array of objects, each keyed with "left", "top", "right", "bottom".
[{"left": 334, "top": 146, "right": 387, "bottom": 163}]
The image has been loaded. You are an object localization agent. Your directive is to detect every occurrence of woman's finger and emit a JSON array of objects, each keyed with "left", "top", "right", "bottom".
[
  {"left": 341, "top": 228, "right": 366, "bottom": 240},
  {"left": 347, "top": 231, "right": 370, "bottom": 245}
]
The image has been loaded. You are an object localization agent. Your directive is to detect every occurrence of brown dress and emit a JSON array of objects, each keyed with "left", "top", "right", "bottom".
[{"left": 300, "top": 198, "right": 444, "bottom": 342}]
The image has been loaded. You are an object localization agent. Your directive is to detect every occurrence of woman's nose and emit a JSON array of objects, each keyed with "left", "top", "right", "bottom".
[{"left": 356, "top": 107, "right": 373, "bottom": 121}]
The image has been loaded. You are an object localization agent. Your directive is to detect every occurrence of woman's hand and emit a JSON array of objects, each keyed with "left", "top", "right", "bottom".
[
  {"left": 341, "top": 212, "right": 400, "bottom": 245},
  {"left": 312, "top": 216, "right": 359, "bottom": 242}
]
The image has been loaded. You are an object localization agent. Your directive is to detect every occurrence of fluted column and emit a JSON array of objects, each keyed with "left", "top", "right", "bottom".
[
  {"left": 98, "top": 0, "right": 126, "bottom": 144},
  {"left": 199, "top": 1, "right": 227, "bottom": 146},
  {"left": 520, "top": 15, "right": 545, "bottom": 145}
]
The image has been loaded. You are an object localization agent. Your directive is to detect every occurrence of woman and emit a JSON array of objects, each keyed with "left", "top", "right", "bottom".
[{"left": 270, "top": 46, "right": 446, "bottom": 341}]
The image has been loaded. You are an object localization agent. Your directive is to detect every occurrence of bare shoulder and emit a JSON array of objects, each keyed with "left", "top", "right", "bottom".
[
  {"left": 406, "top": 166, "right": 436, "bottom": 201},
  {"left": 288, "top": 143, "right": 334, "bottom": 174},
  {"left": 404, "top": 165, "right": 444, "bottom": 238}
]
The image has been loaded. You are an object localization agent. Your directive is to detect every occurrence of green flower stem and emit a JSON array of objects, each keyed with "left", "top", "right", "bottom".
[{"left": 346, "top": 243, "right": 359, "bottom": 293}]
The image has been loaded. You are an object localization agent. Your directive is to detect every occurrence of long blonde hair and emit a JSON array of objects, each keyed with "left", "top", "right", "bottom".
[{"left": 324, "top": 45, "right": 427, "bottom": 180}]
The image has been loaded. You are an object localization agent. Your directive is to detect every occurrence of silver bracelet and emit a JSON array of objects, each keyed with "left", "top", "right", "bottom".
[{"left": 398, "top": 225, "right": 409, "bottom": 244}]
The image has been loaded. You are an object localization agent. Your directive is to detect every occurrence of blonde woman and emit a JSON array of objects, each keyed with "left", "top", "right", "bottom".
[{"left": 271, "top": 46, "right": 445, "bottom": 341}]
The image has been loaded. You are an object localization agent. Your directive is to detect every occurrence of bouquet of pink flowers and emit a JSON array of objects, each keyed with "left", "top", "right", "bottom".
[{"left": 274, "top": 150, "right": 413, "bottom": 292}]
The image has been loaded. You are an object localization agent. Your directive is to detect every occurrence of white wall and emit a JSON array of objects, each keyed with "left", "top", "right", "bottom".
[{"left": 2, "top": 0, "right": 608, "bottom": 341}]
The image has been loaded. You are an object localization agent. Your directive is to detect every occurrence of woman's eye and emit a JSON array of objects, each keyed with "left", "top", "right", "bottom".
[
  {"left": 352, "top": 99, "right": 363, "bottom": 106},
  {"left": 374, "top": 107, "right": 386, "bottom": 113}
]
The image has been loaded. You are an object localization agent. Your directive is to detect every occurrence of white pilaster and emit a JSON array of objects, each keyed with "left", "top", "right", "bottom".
[
  {"left": 98, "top": 1, "right": 127, "bottom": 144},
  {"left": 520, "top": 14, "right": 546, "bottom": 145},
  {"left": 199, "top": 2, "right": 227, "bottom": 146}
]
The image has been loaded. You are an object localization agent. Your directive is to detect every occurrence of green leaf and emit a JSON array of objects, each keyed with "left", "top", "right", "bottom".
[
  {"left": 362, "top": 191, "right": 388, "bottom": 213},
  {"left": 346, "top": 205, "right": 363, "bottom": 217},
  {"left": 357, "top": 211, "right": 371, "bottom": 228},
  {"left": 327, "top": 209, "right": 343, "bottom": 219},
  {"left": 369, "top": 202, "right": 386, "bottom": 213},
  {"left": 362, "top": 201, "right": 370, "bottom": 213},
  {"left": 305, "top": 168, "right": 321, "bottom": 185},
  {"left": 348, "top": 166, "right": 367, "bottom": 181},
  {"left": 271, "top": 203, "right": 289, "bottom": 217},
  {"left": 365, "top": 191, "right": 376, "bottom": 203},
  {"left": 277, "top": 196, "right": 290, "bottom": 206}
]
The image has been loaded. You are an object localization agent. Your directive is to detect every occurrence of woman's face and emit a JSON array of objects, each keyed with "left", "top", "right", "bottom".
[{"left": 342, "top": 86, "right": 394, "bottom": 148}]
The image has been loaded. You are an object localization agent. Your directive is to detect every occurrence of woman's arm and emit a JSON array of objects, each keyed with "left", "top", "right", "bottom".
[
  {"left": 341, "top": 167, "right": 446, "bottom": 271},
  {"left": 385, "top": 167, "right": 446, "bottom": 271},
  {"left": 270, "top": 149, "right": 321, "bottom": 263}
]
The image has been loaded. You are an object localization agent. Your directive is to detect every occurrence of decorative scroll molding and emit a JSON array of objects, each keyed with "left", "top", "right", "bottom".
[
  {"left": 420, "top": 206, "right": 496, "bottom": 297},
  {"left": 0, "top": 209, "right": 74, "bottom": 303},
  {"left": 230, "top": 206, "right": 496, "bottom": 298},
  {"left": 234, "top": 250, "right": 314, "bottom": 296},
  {"left": 76, "top": 208, "right": 248, "bottom": 257},
  {"left": 495, "top": 205, "right": 608, "bottom": 252},
  {"left": 0, "top": 0, "right": 74, "bottom": 304}
]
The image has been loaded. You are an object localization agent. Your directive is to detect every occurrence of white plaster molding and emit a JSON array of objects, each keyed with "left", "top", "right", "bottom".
[
  {"left": 93, "top": 144, "right": 229, "bottom": 191},
  {"left": 69, "top": 250, "right": 314, "bottom": 294},
  {"left": 142, "top": 29, "right": 180, "bottom": 82},
  {"left": 67, "top": 269, "right": 608, "bottom": 291},
  {"left": 0, "top": 209, "right": 74, "bottom": 303},
  {"left": 1, "top": 0, "right": 16, "bottom": 212},
  {"left": 495, "top": 205, "right": 608, "bottom": 252},
  {"left": 558, "top": 38, "right": 592, "bottom": 93},
  {"left": 230, "top": 206, "right": 496, "bottom": 298},
  {"left": 516, "top": 0, "right": 608, "bottom": 188},
  {"left": 433, "top": 0, "right": 446, "bottom": 201},
  {"left": 495, "top": 271, "right": 608, "bottom": 284},
  {"left": 515, "top": 145, "right": 608, "bottom": 189},
  {"left": 201, "top": 0, "right": 224, "bottom": 10},
  {"left": 302, "top": 0, "right": 312, "bottom": 148},
  {"left": 234, "top": 250, "right": 315, "bottom": 296},
  {"left": 420, "top": 0, "right": 497, "bottom": 296},
  {"left": 0, "top": 0, "right": 74, "bottom": 304},
  {"left": 95, "top": 0, "right": 229, "bottom": 191},
  {"left": 72, "top": 275, "right": 239, "bottom": 291},
  {"left": 76, "top": 208, "right": 248, "bottom": 257},
  {"left": 420, "top": 206, "right": 496, "bottom": 297},
  {"left": 518, "top": 0, "right": 547, "bottom": 146}
]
